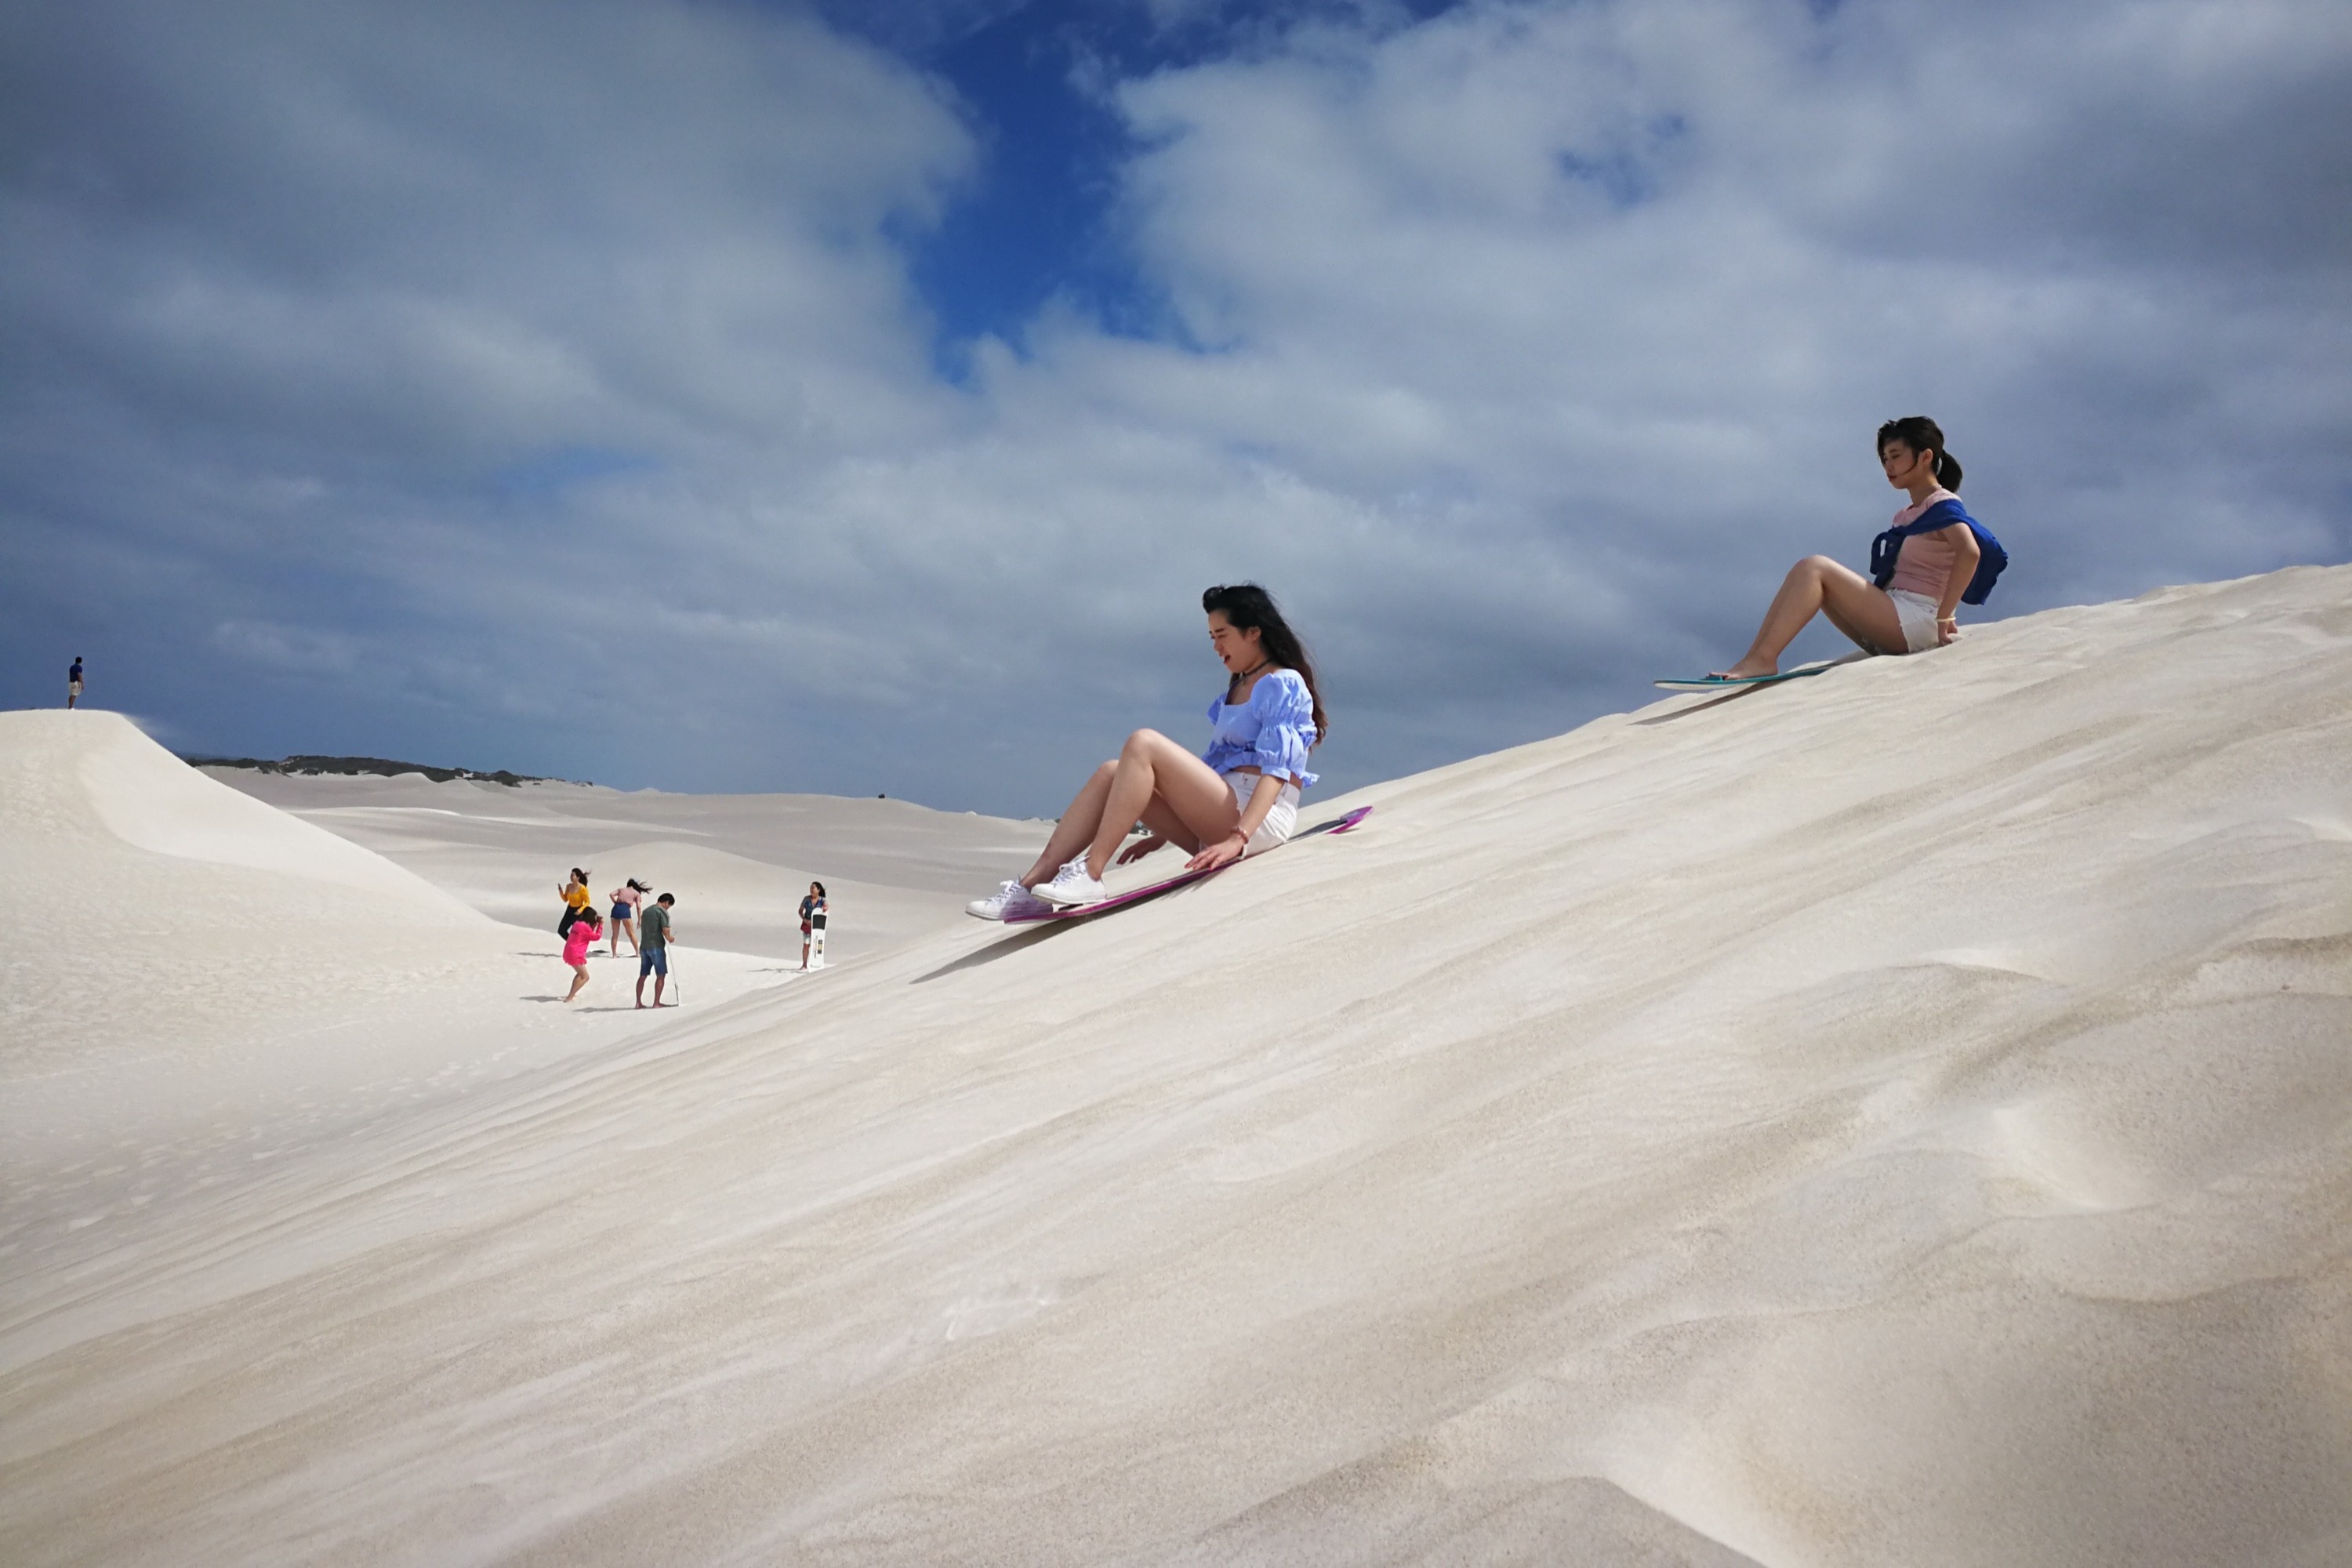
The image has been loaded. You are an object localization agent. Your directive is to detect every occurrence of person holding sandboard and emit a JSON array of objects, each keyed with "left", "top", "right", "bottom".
[
  {"left": 967, "top": 583, "right": 1328, "bottom": 917},
  {"left": 799, "top": 881, "right": 827, "bottom": 970}
]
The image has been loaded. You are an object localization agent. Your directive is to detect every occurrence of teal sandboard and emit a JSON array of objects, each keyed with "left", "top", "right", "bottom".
[{"left": 1653, "top": 665, "right": 1831, "bottom": 693}]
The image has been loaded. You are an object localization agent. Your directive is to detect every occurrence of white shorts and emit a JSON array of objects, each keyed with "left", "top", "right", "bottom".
[
  {"left": 1886, "top": 590, "right": 1942, "bottom": 655},
  {"left": 1223, "top": 772, "right": 1301, "bottom": 857}
]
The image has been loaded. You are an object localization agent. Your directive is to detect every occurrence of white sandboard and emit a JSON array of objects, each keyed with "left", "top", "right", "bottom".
[{"left": 1004, "top": 805, "right": 1374, "bottom": 925}]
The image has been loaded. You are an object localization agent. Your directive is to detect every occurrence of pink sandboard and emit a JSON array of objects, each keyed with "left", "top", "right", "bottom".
[{"left": 1004, "top": 805, "right": 1374, "bottom": 924}]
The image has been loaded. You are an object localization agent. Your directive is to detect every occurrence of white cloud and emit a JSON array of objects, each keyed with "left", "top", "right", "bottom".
[{"left": 2, "top": 0, "right": 2346, "bottom": 811}]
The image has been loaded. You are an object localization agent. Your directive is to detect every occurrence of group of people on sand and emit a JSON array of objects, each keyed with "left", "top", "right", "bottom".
[
  {"left": 554, "top": 869, "right": 836, "bottom": 1006},
  {"left": 557, "top": 869, "right": 675, "bottom": 1008},
  {"left": 966, "top": 417, "right": 2002, "bottom": 917}
]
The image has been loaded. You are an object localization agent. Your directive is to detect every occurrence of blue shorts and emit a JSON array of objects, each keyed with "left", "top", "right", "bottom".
[
  {"left": 611, "top": 905, "right": 631, "bottom": 921},
  {"left": 639, "top": 948, "right": 667, "bottom": 977}
]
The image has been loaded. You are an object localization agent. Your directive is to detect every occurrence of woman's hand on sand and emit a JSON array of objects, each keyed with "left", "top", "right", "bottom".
[
  {"left": 1937, "top": 616, "right": 1962, "bottom": 647},
  {"left": 1116, "top": 835, "right": 1169, "bottom": 866},
  {"left": 1185, "top": 833, "right": 1247, "bottom": 873}
]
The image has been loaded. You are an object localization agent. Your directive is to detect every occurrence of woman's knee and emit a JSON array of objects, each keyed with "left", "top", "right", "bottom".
[
  {"left": 1122, "top": 728, "right": 1167, "bottom": 753},
  {"left": 1795, "top": 554, "right": 1838, "bottom": 577}
]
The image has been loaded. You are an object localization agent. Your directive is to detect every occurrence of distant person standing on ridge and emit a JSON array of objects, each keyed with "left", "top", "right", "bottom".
[
  {"left": 557, "top": 867, "right": 593, "bottom": 937},
  {"left": 967, "top": 583, "right": 1326, "bottom": 916},
  {"left": 67, "top": 657, "right": 84, "bottom": 710},
  {"left": 636, "top": 892, "right": 676, "bottom": 1008},
  {"left": 561, "top": 909, "right": 603, "bottom": 1004},
  {"left": 608, "top": 878, "right": 644, "bottom": 956},
  {"left": 798, "top": 881, "right": 827, "bottom": 971},
  {"left": 1704, "top": 417, "right": 2004, "bottom": 681}
]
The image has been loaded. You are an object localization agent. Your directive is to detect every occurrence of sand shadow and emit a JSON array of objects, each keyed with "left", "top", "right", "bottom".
[
  {"left": 1633, "top": 684, "right": 1764, "bottom": 724},
  {"left": 913, "top": 922, "right": 1072, "bottom": 983}
]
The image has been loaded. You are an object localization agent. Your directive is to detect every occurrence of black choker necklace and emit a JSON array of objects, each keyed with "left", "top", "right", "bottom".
[{"left": 1231, "top": 657, "right": 1272, "bottom": 688}]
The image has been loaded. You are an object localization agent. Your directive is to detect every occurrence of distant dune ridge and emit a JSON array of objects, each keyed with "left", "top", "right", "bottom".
[
  {"left": 183, "top": 752, "right": 575, "bottom": 787},
  {"left": 5, "top": 565, "right": 2350, "bottom": 1566}
]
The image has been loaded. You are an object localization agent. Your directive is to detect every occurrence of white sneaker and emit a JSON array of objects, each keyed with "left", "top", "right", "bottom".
[
  {"left": 967, "top": 880, "right": 1051, "bottom": 921},
  {"left": 1033, "top": 855, "right": 1107, "bottom": 907}
]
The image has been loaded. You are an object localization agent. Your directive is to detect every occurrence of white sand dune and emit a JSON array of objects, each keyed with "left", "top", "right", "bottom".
[
  {"left": 2, "top": 713, "right": 789, "bottom": 1234},
  {"left": 7, "top": 566, "right": 2351, "bottom": 1566},
  {"left": 206, "top": 768, "right": 1051, "bottom": 962}
]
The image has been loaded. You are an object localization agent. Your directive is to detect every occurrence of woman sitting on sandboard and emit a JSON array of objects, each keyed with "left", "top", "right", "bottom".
[
  {"left": 968, "top": 583, "right": 1327, "bottom": 917},
  {"left": 1708, "top": 416, "right": 1999, "bottom": 682}
]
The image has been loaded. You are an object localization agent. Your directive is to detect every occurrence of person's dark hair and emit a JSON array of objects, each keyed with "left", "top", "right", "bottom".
[
  {"left": 1202, "top": 583, "right": 1327, "bottom": 742},
  {"left": 657, "top": 892, "right": 674, "bottom": 906},
  {"left": 571, "top": 866, "right": 588, "bottom": 883},
  {"left": 809, "top": 881, "right": 826, "bottom": 898},
  {"left": 1877, "top": 416, "right": 1963, "bottom": 491}
]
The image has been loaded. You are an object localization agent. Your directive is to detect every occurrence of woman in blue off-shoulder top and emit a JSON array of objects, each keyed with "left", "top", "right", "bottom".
[{"left": 968, "top": 583, "right": 1328, "bottom": 916}]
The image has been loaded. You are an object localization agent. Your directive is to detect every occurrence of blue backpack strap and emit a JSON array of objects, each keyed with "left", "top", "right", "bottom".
[
  {"left": 1871, "top": 497, "right": 2009, "bottom": 605},
  {"left": 1869, "top": 499, "right": 1966, "bottom": 588}
]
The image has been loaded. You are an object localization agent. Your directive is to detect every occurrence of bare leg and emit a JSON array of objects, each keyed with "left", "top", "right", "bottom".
[
  {"left": 565, "top": 965, "right": 589, "bottom": 1003},
  {"left": 654, "top": 975, "right": 668, "bottom": 1006},
  {"left": 1716, "top": 556, "right": 1906, "bottom": 678},
  {"left": 1137, "top": 794, "right": 1205, "bottom": 855},
  {"left": 1023, "top": 761, "right": 1120, "bottom": 884},
  {"left": 1087, "top": 731, "right": 1241, "bottom": 877},
  {"left": 1820, "top": 600, "right": 1882, "bottom": 655}
]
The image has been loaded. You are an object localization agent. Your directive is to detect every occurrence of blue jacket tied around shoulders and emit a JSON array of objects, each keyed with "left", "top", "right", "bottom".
[{"left": 1870, "top": 497, "right": 2009, "bottom": 607}]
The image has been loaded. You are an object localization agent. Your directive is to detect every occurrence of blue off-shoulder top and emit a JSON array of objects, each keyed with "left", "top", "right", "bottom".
[{"left": 1202, "top": 668, "right": 1320, "bottom": 787}]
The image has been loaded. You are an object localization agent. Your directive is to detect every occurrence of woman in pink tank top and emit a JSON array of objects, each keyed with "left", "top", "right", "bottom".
[{"left": 1708, "top": 416, "right": 1983, "bottom": 681}]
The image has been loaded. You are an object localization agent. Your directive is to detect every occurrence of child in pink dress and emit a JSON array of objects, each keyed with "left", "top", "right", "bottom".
[{"left": 563, "top": 910, "right": 603, "bottom": 1003}]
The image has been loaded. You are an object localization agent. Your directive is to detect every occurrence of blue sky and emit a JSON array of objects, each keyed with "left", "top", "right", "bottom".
[{"left": 4, "top": 0, "right": 2347, "bottom": 816}]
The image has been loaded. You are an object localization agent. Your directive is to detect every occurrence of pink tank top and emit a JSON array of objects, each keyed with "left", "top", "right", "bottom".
[{"left": 1886, "top": 488, "right": 1960, "bottom": 600}]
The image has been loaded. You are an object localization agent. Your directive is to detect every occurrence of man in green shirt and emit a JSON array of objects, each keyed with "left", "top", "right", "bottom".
[{"left": 636, "top": 892, "right": 677, "bottom": 1008}]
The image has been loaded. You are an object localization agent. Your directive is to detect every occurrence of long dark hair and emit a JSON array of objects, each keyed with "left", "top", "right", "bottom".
[
  {"left": 1877, "top": 416, "right": 1963, "bottom": 491},
  {"left": 1203, "top": 583, "right": 1327, "bottom": 742},
  {"left": 808, "top": 881, "right": 826, "bottom": 899}
]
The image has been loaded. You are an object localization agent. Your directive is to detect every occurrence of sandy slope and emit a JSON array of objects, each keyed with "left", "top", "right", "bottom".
[
  {"left": 202, "top": 769, "right": 1051, "bottom": 963},
  {"left": 6, "top": 567, "right": 2351, "bottom": 1566},
  {"left": 2, "top": 713, "right": 791, "bottom": 1258}
]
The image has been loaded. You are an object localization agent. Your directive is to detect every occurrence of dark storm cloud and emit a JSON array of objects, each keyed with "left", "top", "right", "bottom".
[{"left": 2, "top": 0, "right": 2346, "bottom": 815}]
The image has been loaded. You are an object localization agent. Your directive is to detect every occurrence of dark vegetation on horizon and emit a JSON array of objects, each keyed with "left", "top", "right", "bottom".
[{"left": 184, "top": 753, "right": 587, "bottom": 788}]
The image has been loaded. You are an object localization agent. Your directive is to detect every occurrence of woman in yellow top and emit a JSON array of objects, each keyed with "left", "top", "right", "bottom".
[{"left": 557, "top": 866, "right": 593, "bottom": 937}]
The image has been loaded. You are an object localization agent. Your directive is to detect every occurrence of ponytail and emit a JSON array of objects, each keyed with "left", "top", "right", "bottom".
[{"left": 1877, "top": 416, "right": 1962, "bottom": 492}]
